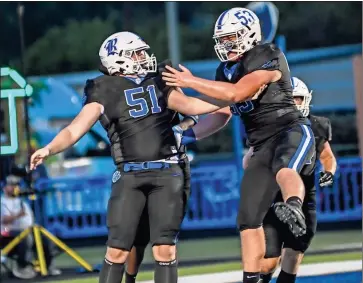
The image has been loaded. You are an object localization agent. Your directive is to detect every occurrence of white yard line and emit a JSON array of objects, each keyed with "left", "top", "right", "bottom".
[
  {"left": 324, "top": 242, "right": 362, "bottom": 250},
  {"left": 140, "top": 260, "right": 362, "bottom": 283}
]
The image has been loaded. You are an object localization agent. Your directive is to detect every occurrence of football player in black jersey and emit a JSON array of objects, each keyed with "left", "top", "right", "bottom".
[
  {"left": 123, "top": 106, "right": 233, "bottom": 283},
  {"left": 30, "top": 31, "right": 224, "bottom": 283},
  {"left": 123, "top": 112, "right": 194, "bottom": 283},
  {"left": 256, "top": 77, "right": 337, "bottom": 283},
  {"left": 162, "top": 8, "right": 316, "bottom": 283}
]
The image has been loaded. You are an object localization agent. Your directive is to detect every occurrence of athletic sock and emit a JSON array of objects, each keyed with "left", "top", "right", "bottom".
[
  {"left": 125, "top": 272, "right": 137, "bottom": 283},
  {"left": 276, "top": 270, "right": 297, "bottom": 283},
  {"left": 154, "top": 259, "right": 178, "bottom": 283},
  {"left": 99, "top": 258, "right": 125, "bottom": 283},
  {"left": 243, "top": 271, "right": 261, "bottom": 283},
  {"left": 260, "top": 272, "right": 273, "bottom": 283}
]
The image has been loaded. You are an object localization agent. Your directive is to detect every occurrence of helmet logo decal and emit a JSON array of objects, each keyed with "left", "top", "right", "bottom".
[
  {"left": 104, "top": 38, "right": 118, "bottom": 56},
  {"left": 217, "top": 9, "right": 229, "bottom": 30}
]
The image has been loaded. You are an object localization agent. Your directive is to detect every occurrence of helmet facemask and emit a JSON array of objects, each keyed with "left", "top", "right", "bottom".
[
  {"left": 119, "top": 47, "right": 157, "bottom": 76},
  {"left": 294, "top": 91, "right": 312, "bottom": 117},
  {"left": 213, "top": 22, "right": 261, "bottom": 62}
]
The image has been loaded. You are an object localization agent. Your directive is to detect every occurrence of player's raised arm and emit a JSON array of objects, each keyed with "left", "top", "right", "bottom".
[
  {"left": 162, "top": 64, "right": 279, "bottom": 103},
  {"left": 30, "top": 102, "right": 103, "bottom": 170},
  {"left": 166, "top": 88, "right": 225, "bottom": 115}
]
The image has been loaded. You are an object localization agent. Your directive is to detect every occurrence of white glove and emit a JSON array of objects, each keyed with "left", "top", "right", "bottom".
[{"left": 172, "top": 125, "right": 183, "bottom": 149}]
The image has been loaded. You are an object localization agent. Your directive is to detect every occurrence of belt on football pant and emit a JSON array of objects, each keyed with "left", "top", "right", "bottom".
[{"left": 121, "top": 161, "right": 172, "bottom": 172}]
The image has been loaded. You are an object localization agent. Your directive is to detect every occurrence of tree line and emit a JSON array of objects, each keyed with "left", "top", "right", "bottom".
[{"left": 0, "top": 2, "right": 361, "bottom": 75}]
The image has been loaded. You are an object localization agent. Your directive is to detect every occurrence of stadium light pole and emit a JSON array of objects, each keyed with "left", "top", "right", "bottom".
[
  {"left": 165, "top": 2, "right": 181, "bottom": 65},
  {"left": 17, "top": 2, "right": 32, "bottom": 181}
]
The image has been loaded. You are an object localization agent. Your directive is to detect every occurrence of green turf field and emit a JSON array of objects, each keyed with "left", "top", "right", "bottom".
[
  {"left": 55, "top": 230, "right": 362, "bottom": 268},
  {"left": 48, "top": 251, "right": 361, "bottom": 283}
]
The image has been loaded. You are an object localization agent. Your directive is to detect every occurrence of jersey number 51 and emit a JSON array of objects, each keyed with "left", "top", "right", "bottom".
[{"left": 124, "top": 85, "right": 162, "bottom": 118}]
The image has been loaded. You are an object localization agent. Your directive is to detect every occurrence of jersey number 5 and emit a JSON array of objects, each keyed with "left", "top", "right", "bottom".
[{"left": 124, "top": 85, "right": 162, "bottom": 118}]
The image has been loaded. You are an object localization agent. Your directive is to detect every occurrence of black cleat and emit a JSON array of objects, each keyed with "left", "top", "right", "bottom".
[{"left": 274, "top": 202, "right": 307, "bottom": 237}]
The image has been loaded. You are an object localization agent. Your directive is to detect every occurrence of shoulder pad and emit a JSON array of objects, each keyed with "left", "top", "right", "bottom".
[
  {"left": 242, "top": 43, "right": 282, "bottom": 73},
  {"left": 312, "top": 115, "right": 330, "bottom": 128},
  {"left": 83, "top": 79, "right": 98, "bottom": 106},
  {"left": 153, "top": 60, "right": 174, "bottom": 97},
  {"left": 311, "top": 115, "right": 332, "bottom": 142},
  {"left": 83, "top": 75, "right": 112, "bottom": 106},
  {"left": 157, "top": 59, "right": 173, "bottom": 74}
]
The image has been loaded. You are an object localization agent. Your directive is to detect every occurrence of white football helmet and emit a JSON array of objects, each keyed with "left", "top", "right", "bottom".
[
  {"left": 213, "top": 7, "right": 262, "bottom": 62},
  {"left": 291, "top": 77, "right": 313, "bottom": 117},
  {"left": 99, "top": 32, "right": 157, "bottom": 76}
]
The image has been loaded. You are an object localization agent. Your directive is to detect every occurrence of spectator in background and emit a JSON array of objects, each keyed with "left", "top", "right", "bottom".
[
  {"left": 1, "top": 174, "right": 36, "bottom": 279},
  {"left": 0, "top": 174, "right": 61, "bottom": 279}
]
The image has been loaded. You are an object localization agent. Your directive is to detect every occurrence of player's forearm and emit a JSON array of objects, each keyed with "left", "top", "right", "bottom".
[
  {"left": 188, "top": 77, "right": 257, "bottom": 103},
  {"left": 192, "top": 111, "right": 231, "bottom": 140},
  {"left": 187, "top": 97, "right": 221, "bottom": 115},
  {"left": 46, "top": 128, "right": 79, "bottom": 155},
  {"left": 320, "top": 155, "right": 337, "bottom": 175}
]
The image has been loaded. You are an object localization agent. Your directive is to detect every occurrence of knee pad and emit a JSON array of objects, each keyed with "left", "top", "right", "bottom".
[
  {"left": 238, "top": 210, "right": 263, "bottom": 231},
  {"left": 298, "top": 229, "right": 316, "bottom": 252},
  {"left": 295, "top": 209, "right": 317, "bottom": 252},
  {"left": 284, "top": 230, "right": 315, "bottom": 253}
]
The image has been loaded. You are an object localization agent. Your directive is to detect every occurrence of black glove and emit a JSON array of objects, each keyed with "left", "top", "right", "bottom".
[{"left": 319, "top": 171, "right": 334, "bottom": 187}]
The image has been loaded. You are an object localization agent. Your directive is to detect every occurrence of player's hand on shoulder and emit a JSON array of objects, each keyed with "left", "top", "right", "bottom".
[
  {"left": 319, "top": 171, "right": 334, "bottom": 187},
  {"left": 30, "top": 147, "right": 51, "bottom": 170}
]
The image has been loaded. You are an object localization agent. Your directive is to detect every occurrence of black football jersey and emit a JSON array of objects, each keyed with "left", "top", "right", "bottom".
[
  {"left": 83, "top": 60, "right": 180, "bottom": 164},
  {"left": 309, "top": 115, "right": 332, "bottom": 158},
  {"left": 215, "top": 43, "right": 308, "bottom": 148}
]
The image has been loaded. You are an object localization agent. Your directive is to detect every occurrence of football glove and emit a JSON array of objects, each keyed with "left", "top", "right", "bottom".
[
  {"left": 172, "top": 125, "right": 183, "bottom": 149},
  {"left": 172, "top": 126, "right": 197, "bottom": 149},
  {"left": 319, "top": 171, "right": 334, "bottom": 187}
]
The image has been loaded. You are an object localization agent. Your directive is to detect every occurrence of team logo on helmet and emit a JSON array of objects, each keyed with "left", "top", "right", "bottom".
[{"left": 104, "top": 38, "right": 118, "bottom": 56}]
